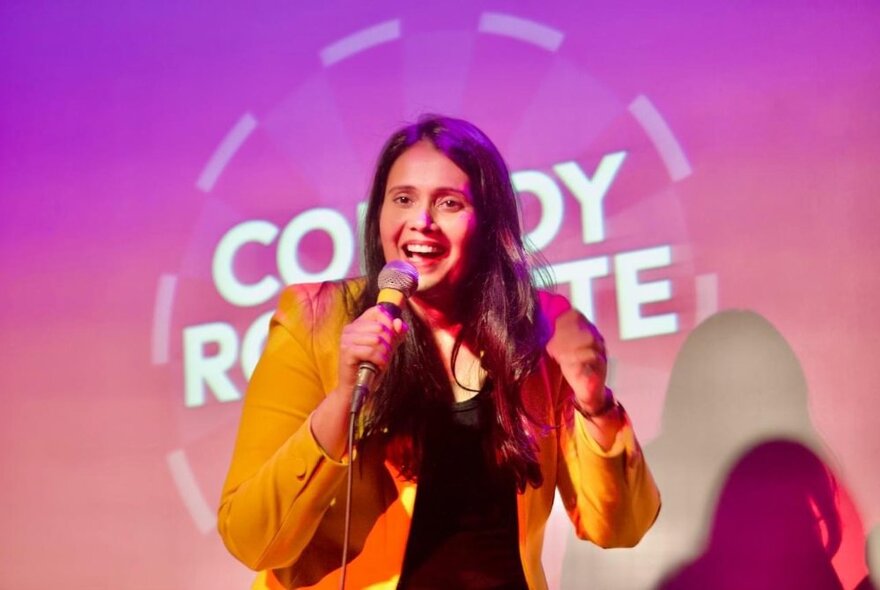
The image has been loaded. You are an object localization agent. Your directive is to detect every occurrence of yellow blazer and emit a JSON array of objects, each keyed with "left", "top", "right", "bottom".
[{"left": 218, "top": 280, "right": 660, "bottom": 589}]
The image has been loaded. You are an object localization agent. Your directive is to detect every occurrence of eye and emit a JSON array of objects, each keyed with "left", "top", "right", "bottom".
[
  {"left": 391, "top": 193, "right": 413, "bottom": 206},
  {"left": 436, "top": 197, "right": 464, "bottom": 212}
]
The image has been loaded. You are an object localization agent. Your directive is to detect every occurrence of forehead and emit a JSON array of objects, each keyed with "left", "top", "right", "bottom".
[{"left": 385, "top": 140, "right": 470, "bottom": 192}]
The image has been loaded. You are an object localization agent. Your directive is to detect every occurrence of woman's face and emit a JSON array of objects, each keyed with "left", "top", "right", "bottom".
[{"left": 379, "top": 140, "right": 477, "bottom": 299}]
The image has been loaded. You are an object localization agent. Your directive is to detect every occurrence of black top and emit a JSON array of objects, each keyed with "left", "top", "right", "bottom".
[{"left": 397, "top": 388, "right": 529, "bottom": 589}]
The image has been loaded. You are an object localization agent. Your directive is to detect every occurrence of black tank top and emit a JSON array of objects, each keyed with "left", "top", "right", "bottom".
[{"left": 397, "top": 388, "right": 529, "bottom": 589}]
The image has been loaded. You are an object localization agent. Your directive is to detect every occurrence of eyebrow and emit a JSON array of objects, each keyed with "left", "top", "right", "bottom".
[{"left": 385, "top": 185, "right": 470, "bottom": 198}]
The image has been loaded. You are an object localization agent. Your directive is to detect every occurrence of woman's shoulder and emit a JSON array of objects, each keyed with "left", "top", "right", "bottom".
[{"left": 274, "top": 277, "right": 366, "bottom": 332}]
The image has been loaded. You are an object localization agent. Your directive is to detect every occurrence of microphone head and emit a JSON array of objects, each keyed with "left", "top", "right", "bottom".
[{"left": 378, "top": 260, "right": 419, "bottom": 297}]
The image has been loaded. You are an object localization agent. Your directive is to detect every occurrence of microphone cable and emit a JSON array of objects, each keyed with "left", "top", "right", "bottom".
[
  {"left": 338, "top": 406, "right": 358, "bottom": 590},
  {"left": 337, "top": 261, "right": 417, "bottom": 590}
]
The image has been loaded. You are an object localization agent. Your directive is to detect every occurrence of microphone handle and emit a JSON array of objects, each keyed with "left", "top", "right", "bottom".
[{"left": 349, "top": 301, "right": 403, "bottom": 414}]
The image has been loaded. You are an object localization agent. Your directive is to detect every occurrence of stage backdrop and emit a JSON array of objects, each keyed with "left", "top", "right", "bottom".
[{"left": 2, "top": 2, "right": 878, "bottom": 588}]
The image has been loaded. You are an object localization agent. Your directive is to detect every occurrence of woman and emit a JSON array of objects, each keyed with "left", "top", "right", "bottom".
[{"left": 218, "top": 115, "right": 660, "bottom": 589}]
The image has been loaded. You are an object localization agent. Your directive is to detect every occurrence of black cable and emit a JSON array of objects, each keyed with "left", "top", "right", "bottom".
[{"left": 339, "top": 408, "right": 357, "bottom": 590}]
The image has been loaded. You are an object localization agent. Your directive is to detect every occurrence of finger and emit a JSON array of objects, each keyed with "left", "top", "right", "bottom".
[
  {"left": 343, "top": 344, "right": 391, "bottom": 367},
  {"left": 392, "top": 317, "right": 408, "bottom": 336},
  {"left": 339, "top": 340, "right": 392, "bottom": 371},
  {"left": 343, "top": 333, "right": 393, "bottom": 352},
  {"left": 560, "top": 352, "right": 608, "bottom": 382},
  {"left": 342, "top": 323, "right": 397, "bottom": 352},
  {"left": 345, "top": 320, "right": 394, "bottom": 340},
  {"left": 569, "top": 312, "right": 606, "bottom": 344},
  {"left": 559, "top": 344, "right": 607, "bottom": 365},
  {"left": 344, "top": 316, "right": 396, "bottom": 342},
  {"left": 564, "top": 360, "right": 606, "bottom": 382},
  {"left": 363, "top": 305, "right": 398, "bottom": 327}
]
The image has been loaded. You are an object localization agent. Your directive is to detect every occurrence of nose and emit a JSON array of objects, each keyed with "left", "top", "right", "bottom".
[{"left": 408, "top": 204, "right": 436, "bottom": 231}]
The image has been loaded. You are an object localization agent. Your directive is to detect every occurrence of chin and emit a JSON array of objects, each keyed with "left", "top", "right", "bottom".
[
  {"left": 414, "top": 279, "right": 440, "bottom": 294},
  {"left": 416, "top": 275, "right": 462, "bottom": 298}
]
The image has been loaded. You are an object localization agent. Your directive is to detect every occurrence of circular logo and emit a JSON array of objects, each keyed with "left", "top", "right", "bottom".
[{"left": 152, "top": 12, "right": 705, "bottom": 579}]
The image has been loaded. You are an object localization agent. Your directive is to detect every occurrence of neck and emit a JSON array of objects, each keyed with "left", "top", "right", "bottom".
[
  {"left": 409, "top": 297, "right": 485, "bottom": 402},
  {"left": 409, "top": 293, "right": 459, "bottom": 329}
]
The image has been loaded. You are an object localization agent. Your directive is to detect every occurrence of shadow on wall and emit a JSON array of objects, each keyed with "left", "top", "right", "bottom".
[
  {"left": 658, "top": 439, "right": 843, "bottom": 590},
  {"left": 560, "top": 310, "right": 868, "bottom": 589}
]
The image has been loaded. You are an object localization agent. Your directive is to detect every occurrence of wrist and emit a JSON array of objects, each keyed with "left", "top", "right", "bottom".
[{"left": 574, "top": 387, "right": 617, "bottom": 420}]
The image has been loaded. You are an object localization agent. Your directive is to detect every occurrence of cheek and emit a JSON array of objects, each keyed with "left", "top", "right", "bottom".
[
  {"left": 455, "top": 214, "right": 479, "bottom": 250},
  {"left": 379, "top": 212, "right": 401, "bottom": 250}
]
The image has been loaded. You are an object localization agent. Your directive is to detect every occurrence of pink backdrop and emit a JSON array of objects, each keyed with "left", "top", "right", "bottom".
[{"left": 2, "top": 2, "right": 878, "bottom": 588}]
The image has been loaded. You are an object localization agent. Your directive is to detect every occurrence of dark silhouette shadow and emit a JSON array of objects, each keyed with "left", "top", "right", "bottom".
[
  {"left": 658, "top": 439, "right": 842, "bottom": 590},
  {"left": 559, "top": 310, "right": 869, "bottom": 589}
]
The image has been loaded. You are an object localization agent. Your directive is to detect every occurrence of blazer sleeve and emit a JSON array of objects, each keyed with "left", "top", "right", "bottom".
[
  {"left": 540, "top": 290, "right": 661, "bottom": 548},
  {"left": 556, "top": 402, "right": 661, "bottom": 547},
  {"left": 217, "top": 283, "right": 350, "bottom": 571}
]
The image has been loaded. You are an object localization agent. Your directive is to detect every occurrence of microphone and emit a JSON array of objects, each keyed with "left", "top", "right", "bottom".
[{"left": 350, "top": 260, "right": 419, "bottom": 414}]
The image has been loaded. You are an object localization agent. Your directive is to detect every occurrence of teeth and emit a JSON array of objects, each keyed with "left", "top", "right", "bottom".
[{"left": 405, "top": 244, "right": 442, "bottom": 255}]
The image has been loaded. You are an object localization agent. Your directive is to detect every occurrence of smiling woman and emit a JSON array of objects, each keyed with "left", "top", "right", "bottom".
[
  {"left": 217, "top": 115, "right": 660, "bottom": 590},
  {"left": 380, "top": 140, "right": 478, "bottom": 305}
]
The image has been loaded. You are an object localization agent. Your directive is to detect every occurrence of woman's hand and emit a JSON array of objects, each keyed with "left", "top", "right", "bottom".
[
  {"left": 336, "top": 306, "right": 409, "bottom": 404},
  {"left": 545, "top": 306, "right": 609, "bottom": 414},
  {"left": 311, "top": 305, "right": 408, "bottom": 461},
  {"left": 545, "top": 302, "right": 623, "bottom": 449}
]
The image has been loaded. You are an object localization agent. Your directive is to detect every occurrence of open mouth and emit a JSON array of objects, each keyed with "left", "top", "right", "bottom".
[{"left": 402, "top": 242, "right": 446, "bottom": 261}]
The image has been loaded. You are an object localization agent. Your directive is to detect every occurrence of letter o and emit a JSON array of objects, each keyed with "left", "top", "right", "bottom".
[
  {"left": 212, "top": 220, "right": 281, "bottom": 307},
  {"left": 277, "top": 208, "right": 354, "bottom": 284}
]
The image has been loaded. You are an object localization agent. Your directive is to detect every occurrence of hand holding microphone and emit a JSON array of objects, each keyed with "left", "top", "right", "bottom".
[
  {"left": 336, "top": 261, "right": 418, "bottom": 588},
  {"left": 338, "top": 260, "right": 419, "bottom": 414}
]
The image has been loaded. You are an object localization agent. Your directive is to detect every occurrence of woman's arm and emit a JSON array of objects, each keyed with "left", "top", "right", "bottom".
[
  {"left": 541, "top": 291, "right": 661, "bottom": 547},
  {"left": 217, "top": 284, "right": 349, "bottom": 571},
  {"left": 217, "top": 281, "right": 407, "bottom": 571}
]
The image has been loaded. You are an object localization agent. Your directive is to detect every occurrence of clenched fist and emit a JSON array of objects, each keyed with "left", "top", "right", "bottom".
[{"left": 543, "top": 294, "right": 612, "bottom": 416}]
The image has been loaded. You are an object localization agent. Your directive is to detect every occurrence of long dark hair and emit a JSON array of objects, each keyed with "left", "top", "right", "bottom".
[{"left": 348, "top": 115, "right": 548, "bottom": 490}]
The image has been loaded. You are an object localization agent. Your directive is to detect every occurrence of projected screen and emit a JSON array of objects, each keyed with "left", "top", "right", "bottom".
[{"left": 1, "top": 2, "right": 878, "bottom": 588}]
